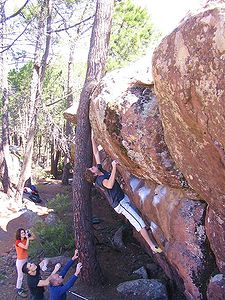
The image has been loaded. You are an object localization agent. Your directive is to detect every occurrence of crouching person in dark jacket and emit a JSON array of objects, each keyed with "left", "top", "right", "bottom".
[
  {"left": 49, "top": 249, "right": 82, "bottom": 300},
  {"left": 22, "top": 258, "right": 60, "bottom": 300}
]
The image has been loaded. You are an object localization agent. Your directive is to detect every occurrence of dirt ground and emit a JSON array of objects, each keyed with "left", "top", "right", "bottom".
[{"left": 0, "top": 179, "right": 179, "bottom": 300}]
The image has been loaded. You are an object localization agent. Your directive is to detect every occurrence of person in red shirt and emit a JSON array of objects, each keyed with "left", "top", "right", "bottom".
[{"left": 15, "top": 228, "right": 35, "bottom": 298}]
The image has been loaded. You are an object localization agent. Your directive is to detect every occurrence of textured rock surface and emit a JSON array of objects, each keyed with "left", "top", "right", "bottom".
[
  {"left": 205, "top": 207, "right": 225, "bottom": 275},
  {"left": 151, "top": 2, "right": 225, "bottom": 296},
  {"left": 63, "top": 101, "right": 79, "bottom": 124},
  {"left": 121, "top": 173, "right": 215, "bottom": 300},
  {"left": 152, "top": 0, "right": 225, "bottom": 217},
  {"left": 90, "top": 58, "right": 183, "bottom": 188},
  {"left": 207, "top": 274, "right": 225, "bottom": 300},
  {"left": 88, "top": 29, "right": 223, "bottom": 297},
  {"left": 90, "top": 58, "right": 216, "bottom": 297},
  {"left": 117, "top": 278, "right": 168, "bottom": 300}
]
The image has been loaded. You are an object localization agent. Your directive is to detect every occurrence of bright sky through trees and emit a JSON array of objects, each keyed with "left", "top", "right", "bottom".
[
  {"left": 4, "top": 0, "right": 204, "bottom": 69},
  {"left": 6, "top": 0, "right": 203, "bottom": 36},
  {"left": 134, "top": 0, "right": 203, "bottom": 35},
  {"left": 5, "top": 0, "right": 27, "bottom": 14},
  {"left": 5, "top": 0, "right": 203, "bottom": 66}
]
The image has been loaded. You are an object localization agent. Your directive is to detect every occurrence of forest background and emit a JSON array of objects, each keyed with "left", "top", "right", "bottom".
[{"left": 0, "top": 0, "right": 158, "bottom": 196}]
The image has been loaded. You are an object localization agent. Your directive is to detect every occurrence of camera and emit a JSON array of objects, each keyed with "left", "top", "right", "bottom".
[{"left": 26, "top": 229, "right": 32, "bottom": 238}]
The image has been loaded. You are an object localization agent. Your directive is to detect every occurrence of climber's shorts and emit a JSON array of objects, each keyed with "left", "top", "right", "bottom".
[{"left": 114, "top": 195, "right": 145, "bottom": 232}]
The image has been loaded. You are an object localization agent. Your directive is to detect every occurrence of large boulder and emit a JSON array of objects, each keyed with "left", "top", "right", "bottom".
[
  {"left": 89, "top": 57, "right": 216, "bottom": 298},
  {"left": 152, "top": 0, "right": 225, "bottom": 217},
  {"left": 117, "top": 279, "right": 168, "bottom": 300},
  {"left": 121, "top": 173, "right": 215, "bottom": 300},
  {"left": 90, "top": 57, "right": 182, "bottom": 188}
]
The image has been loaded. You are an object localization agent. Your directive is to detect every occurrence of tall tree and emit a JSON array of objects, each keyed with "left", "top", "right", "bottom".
[
  {"left": 0, "top": 1, "right": 12, "bottom": 195},
  {"left": 72, "top": 0, "right": 114, "bottom": 285},
  {"left": 15, "top": 0, "right": 53, "bottom": 203},
  {"left": 61, "top": 2, "right": 91, "bottom": 185}
]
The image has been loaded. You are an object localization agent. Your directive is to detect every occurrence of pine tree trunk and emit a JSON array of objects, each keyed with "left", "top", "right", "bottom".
[
  {"left": 62, "top": 41, "right": 75, "bottom": 185},
  {"left": 51, "top": 142, "right": 60, "bottom": 179},
  {"left": 0, "top": 3, "right": 13, "bottom": 195},
  {"left": 72, "top": 0, "right": 114, "bottom": 286},
  {"left": 37, "top": 135, "right": 42, "bottom": 165},
  {"left": 1, "top": 89, "right": 12, "bottom": 194},
  {"left": 15, "top": 0, "right": 53, "bottom": 202},
  {"left": 61, "top": 158, "right": 70, "bottom": 185}
]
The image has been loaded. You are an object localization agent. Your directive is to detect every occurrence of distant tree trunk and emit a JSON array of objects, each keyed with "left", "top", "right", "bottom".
[
  {"left": 44, "top": 142, "right": 50, "bottom": 168},
  {"left": 15, "top": 0, "right": 53, "bottom": 203},
  {"left": 62, "top": 42, "right": 75, "bottom": 185},
  {"left": 37, "top": 135, "right": 42, "bottom": 164},
  {"left": 61, "top": 2, "right": 90, "bottom": 185},
  {"left": 1, "top": 89, "right": 11, "bottom": 194},
  {"left": 72, "top": 0, "right": 114, "bottom": 286},
  {"left": 61, "top": 160, "right": 71, "bottom": 184},
  {"left": 51, "top": 142, "right": 61, "bottom": 179},
  {"left": 0, "top": 3, "right": 12, "bottom": 195},
  {"left": 13, "top": 132, "right": 19, "bottom": 146}
]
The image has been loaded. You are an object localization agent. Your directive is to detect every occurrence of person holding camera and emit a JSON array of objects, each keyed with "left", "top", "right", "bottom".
[
  {"left": 49, "top": 249, "right": 82, "bottom": 300},
  {"left": 15, "top": 228, "right": 35, "bottom": 297}
]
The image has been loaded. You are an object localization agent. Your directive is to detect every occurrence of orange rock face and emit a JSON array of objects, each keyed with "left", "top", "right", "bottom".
[
  {"left": 121, "top": 172, "right": 215, "bottom": 300},
  {"left": 90, "top": 59, "right": 216, "bottom": 298},
  {"left": 90, "top": 61, "right": 182, "bottom": 188},
  {"left": 205, "top": 208, "right": 225, "bottom": 274},
  {"left": 152, "top": 0, "right": 225, "bottom": 218}
]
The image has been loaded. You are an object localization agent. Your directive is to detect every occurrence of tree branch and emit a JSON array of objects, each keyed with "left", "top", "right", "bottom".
[
  {"left": 49, "top": 14, "right": 94, "bottom": 34},
  {"left": 0, "top": 19, "right": 33, "bottom": 53},
  {"left": 5, "top": 0, "right": 30, "bottom": 21},
  {"left": 46, "top": 91, "right": 73, "bottom": 107}
]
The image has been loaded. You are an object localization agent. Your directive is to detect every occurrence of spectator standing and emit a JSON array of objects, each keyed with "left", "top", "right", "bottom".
[{"left": 15, "top": 228, "right": 35, "bottom": 298}]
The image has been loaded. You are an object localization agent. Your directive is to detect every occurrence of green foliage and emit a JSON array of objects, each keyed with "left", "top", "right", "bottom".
[
  {"left": 43, "top": 67, "right": 65, "bottom": 105},
  {"left": 13, "top": 1, "right": 40, "bottom": 21},
  {"left": 21, "top": 5, "right": 40, "bottom": 21},
  {"left": 8, "top": 61, "right": 67, "bottom": 122},
  {"left": 108, "top": 0, "right": 154, "bottom": 70},
  {"left": 47, "top": 193, "right": 73, "bottom": 218},
  {"left": 8, "top": 61, "right": 33, "bottom": 95},
  {"left": 0, "top": 273, "right": 7, "bottom": 280},
  {"left": 29, "top": 220, "right": 74, "bottom": 257},
  {"left": 7, "top": 61, "right": 67, "bottom": 147},
  {"left": 41, "top": 64, "right": 67, "bottom": 125},
  {"left": 29, "top": 193, "right": 74, "bottom": 257},
  {"left": 8, "top": 62, "right": 33, "bottom": 128}
]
